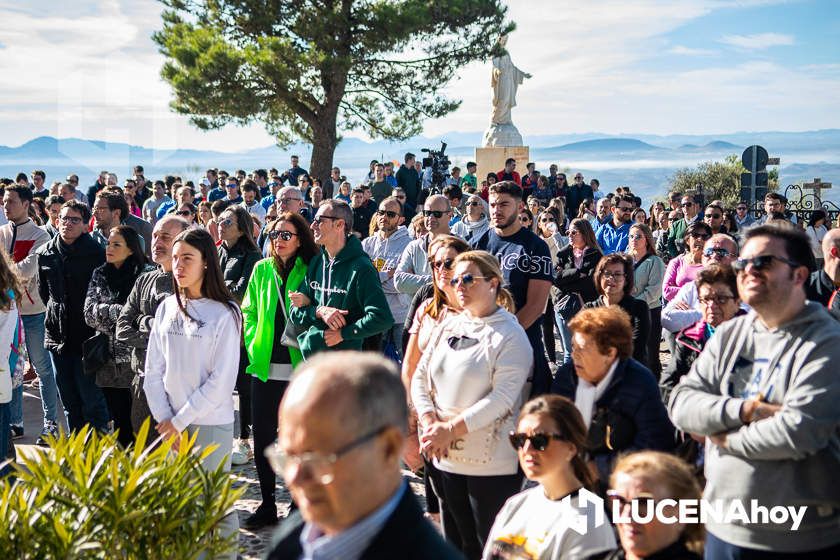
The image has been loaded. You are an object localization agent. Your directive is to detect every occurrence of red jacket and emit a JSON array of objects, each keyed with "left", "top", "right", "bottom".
[{"left": 495, "top": 169, "right": 522, "bottom": 186}]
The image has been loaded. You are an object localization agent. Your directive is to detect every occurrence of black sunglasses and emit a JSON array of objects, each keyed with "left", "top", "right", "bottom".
[
  {"left": 508, "top": 432, "right": 564, "bottom": 451},
  {"left": 175, "top": 210, "right": 193, "bottom": 216},
  {"left": 703, "top": 247, "right": 731, "bottom": 258},
  {"left": 431, "top": 258, "right": 454, "bottom": 271},
  {"left": 704, "top": 213, "right": 722, "bottom": 219},
  {"left": 449, "top": 273, "right": 486, "bottom": 288},
  {"left": 733, "top": 254, "right": 800, "bottom": 273},
  {"left": 376, "top": 210, "right": 399, "bottom": 219},
  {"left": 423, "top": 210, "right": 447, "bottom": 218},
  {"left": 268, "top": 230, "right": 297, "bottom": 241}
]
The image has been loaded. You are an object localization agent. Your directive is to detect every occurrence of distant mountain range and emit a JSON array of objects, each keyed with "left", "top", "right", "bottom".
[{"left": 1, "top": 130, "right": 838, "bottom": 204}]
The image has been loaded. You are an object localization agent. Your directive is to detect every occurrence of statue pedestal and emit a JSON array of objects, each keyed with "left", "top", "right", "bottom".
[
  {"left": 475, "top": 146, "right": 530, "bottom": 187},
  {"left": 482, "top": 123, "right": 524, "bottom": 147}
]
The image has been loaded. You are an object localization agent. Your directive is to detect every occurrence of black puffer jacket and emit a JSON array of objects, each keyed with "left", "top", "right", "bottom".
[
  {"left": 219, "top": 239, "right": 261, "bottom": 302},
  {"left": 37, "top": 233, "right": 105, "bottom": 355},
  {"left": 115, "top": 268, "right": 174, "bottom": 376},
  {"left": 553, "top": 245, "right": 602, "bottom": 303}
]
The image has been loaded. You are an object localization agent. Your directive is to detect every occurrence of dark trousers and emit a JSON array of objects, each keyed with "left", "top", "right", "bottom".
[
  {"left": 236, "top": 352, "right": 252, "bottom": 439},
  {"left": 434, "top": 469, "right": 522, "bottom": 560},
  {"left": 648, "top": 306, "right": 662, "bottom": 380},
  {"left": 542, "top": 298, "right": 556, "bottom": 363},
  {"left": 0, "top": 401, "right": 11, "bottom": 478},
  {"left": 51, "top": 352, "right": 109, "bottom": 432},
  {"left": 102, "top": 387, "right": 134, "bottom": 448},
  {"left": 130, "top": 373, "right": 156, "bottom": 436},
  {"left": 705, "top": 531, "right": 840, "bottom": 559},
  {"left": 251, "top": 376, "right": 288, "bottom": 509}
]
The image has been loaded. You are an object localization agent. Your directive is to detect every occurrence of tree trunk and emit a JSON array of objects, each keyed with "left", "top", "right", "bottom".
[{"left": 309, "top": 132, "right": 337, "bottom": 192}]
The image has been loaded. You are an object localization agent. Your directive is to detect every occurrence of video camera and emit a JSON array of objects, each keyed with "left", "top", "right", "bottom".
[{"left": 421, "top": 142, "right": 451, "bottom": 193}]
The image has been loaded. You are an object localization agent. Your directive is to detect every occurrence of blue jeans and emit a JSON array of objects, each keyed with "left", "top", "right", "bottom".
[
  {"left": 553, "top": 308, "right": 574, "bottom": 366},
  {"left": 50, "top": 352, "right": 109, "bottom": 432},
  {"left": 10, "top": 313, "right": 59, "bottom": 428}
]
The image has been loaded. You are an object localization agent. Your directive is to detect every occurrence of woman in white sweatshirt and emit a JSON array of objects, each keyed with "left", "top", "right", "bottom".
[
  {"left": 412, "top": 250, "right": 533, "bottom": 560},
  {"left": 144, "top": 228, "right": 241, "bottom": 558},
  {"left": 0, "top": 250, "right": 22, "bottom": 479}
]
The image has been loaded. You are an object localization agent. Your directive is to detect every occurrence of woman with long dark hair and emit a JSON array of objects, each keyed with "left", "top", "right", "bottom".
[
  {"left": 217, "top": 205, "right": 262, "bottom": 464},
  {"left": 240, "top": 212, "right": 318, "bottom": 529},
  {"left": 0, "top": 248, "right": 22, "bottom": 478},
  {"left": 144, "top": 227, "right": 241, "bottom": 558},
  {"left": 84, "top": 225, "right": 152, "bottom": 447},
  {"left": 484, "top": 395, "right": 617, "bottom": 559}
]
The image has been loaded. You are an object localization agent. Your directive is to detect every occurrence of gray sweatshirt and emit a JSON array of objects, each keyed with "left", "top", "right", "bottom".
[
  {"left": 361, "top": 226, "right": 412, "bottom": 322},
  {"left": 668, "top": 302, "right": 840, "bottom": 552},
  {"left": 394, "top": 233, "right": 433, "bottom": 297}
]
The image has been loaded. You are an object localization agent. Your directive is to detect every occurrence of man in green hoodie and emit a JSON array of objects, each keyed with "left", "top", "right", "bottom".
[{"left": 289, "top": 200, "right": 394, "bottom": 358}]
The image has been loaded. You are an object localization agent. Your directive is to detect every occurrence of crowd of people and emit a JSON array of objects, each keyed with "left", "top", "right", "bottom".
[{"left": 0, "top": 156, "right": 839, "bottom": 560}]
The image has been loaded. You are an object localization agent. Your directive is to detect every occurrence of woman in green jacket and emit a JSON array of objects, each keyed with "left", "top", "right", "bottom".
[{"left": 241, "top": 211, "right": 318, "bottom": 529}]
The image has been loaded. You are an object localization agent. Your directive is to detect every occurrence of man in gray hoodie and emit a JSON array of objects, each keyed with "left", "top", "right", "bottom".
[
  {"left": 362, "top": 196, "right": 412, "bottom": 355},
  {"left": 669, "top": 224, "right": 840, "bottom": 557},
  {"left": 394, "top": 195, "right": 453, "bottom": 298}
]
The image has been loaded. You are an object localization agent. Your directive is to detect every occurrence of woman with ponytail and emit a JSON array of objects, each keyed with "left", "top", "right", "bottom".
[
  {"left": 483, "top": 395, "right": 617, "bottom": 559},
  {"left": 411, "top": 250, "right": 532, "bottom": 559}
]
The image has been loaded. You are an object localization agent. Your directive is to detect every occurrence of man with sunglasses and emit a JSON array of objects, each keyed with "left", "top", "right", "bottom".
[
  {"left": 565, "top": 173, "right": 593, "bottom": 221},
  {"left": 734, "top": 200, "right": 755, "bottom": 229},
  {"left": 669, "top": 224, "right": 840, "bottom": 557},
  {"left": 362, "top": 196, "right": 411, "bottom": 355},
  {"left": 666, "top": 195, "right": 701, "bottom": 258},
  {"left": 703, "top": 203, "right": 727, "bottom": 235},
  {"left": 394, "top": 195, "right": 452, "bottom": 297},
  {"left": 266, "top": 352, "right": 460, "bottom": 559},
  {"left": 472, "top": 181, "right": 553, "bottom": 394},
  {"left": 289, "top": 200, "right": 393, "bottom": 357},
  {"left": 595, "top": 194, "right": 634, "bottom": 255},
  {"left": 806, "top": 228, "right": 840, "bottom": 307}
]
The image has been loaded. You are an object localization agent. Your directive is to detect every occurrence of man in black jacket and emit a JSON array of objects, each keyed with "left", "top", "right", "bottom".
[
  {"left": 265, "top": 352, "right": 462, "bottom": 560},
  {"left": 806, "top": 228, "right": 840, "bottom": 306},
  {"left": 36, "top": 199, "right": 109, "bottom": 432}
]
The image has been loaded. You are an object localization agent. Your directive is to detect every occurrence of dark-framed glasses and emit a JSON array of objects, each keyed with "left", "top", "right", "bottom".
[
  {"left": 509, "top": 431, "right": 564, "bottom": 451},
  {"left": 313, "top": 214, "right": 340, "bottom": 225},
  {"left": 175, "top": 210, "right": 193, "bottom": 217},
  {"left": 449, "top": 273, "right": 487, "bottom": 288},
  {"left": 732, "top": 254, "right": 800, "bottom": 273},
  {"left": 216, "top": 218, "right": 233, "bottom": 227},
  {"left": 432, "top": 258, "right": 454, "bottom": 271},
  {"left": 704, "top": 213, "right": 722, "bottom": 219},
  {"left": 698, "top": 294, "right": 736, "bottom": 306},
  {"left": 268, "top": 230, "right": 297, "bottom": 241},
  {"left": 376, "top": 210, "right": 399, "bottom": 219},
  {"left": 703, "top": 247, "right": 731, "bottom": 259},
  {"left": 59, "top": 215, "right": 83, "bottom": 225},
  {"left": 423, "top": 210, "right": 447, "bottom": 218},
  {"left": 602, "top": 271, "right": 625, "bottom": 280},
  {"left": 264, "top": 426, "right": 389, "bottom": 485}
]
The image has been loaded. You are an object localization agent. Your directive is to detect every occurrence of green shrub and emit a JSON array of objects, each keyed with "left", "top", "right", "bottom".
[{"left": 0, "top": 420, "right": 244, "bottom": 559}]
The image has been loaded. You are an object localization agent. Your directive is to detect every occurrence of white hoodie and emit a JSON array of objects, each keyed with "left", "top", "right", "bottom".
[
  {"left": 362, "top": 226, "right": 412, "bottom": 322},
  {"left": 0, "top": 302, "right": 18, "bottom": 404},
  {"left": 412, "top": 306, "right": 532, "bottom": 476}
]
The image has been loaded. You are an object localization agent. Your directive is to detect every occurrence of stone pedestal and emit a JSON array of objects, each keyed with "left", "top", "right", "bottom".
[{"left": 475, "top": 146, "right": 530, "bottom": 186}]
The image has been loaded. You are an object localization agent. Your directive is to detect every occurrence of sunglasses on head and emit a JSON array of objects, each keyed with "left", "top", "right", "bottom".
[
  {"left": 376, "top": 210, "right": 399, "bottom": 219},
  {"left": 268, "top": 230, "right": 297, "bottom": 241},
  {"left": 508, "top": 432, "right": 564, "bottom": 451},
  {"left": 732, "top": 254, "right": 800, "bottom": 273},
  {"left": 449, "top": 273, "right": 486, "bottom": 288},
  {"left": 423, "top": 210, "right": 447, "bottom": 218}
]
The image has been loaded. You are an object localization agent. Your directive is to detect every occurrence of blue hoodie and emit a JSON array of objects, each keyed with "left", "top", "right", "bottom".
[{"left": 596, "top": 220, "right": 631, "bottom": 254}]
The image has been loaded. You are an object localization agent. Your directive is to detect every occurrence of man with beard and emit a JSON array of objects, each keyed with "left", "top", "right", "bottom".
[
  {"left": 595, "top": 194, "right": 634, "bottom": 254},
  {"left": 669, "top": 224, "right": 840, "bottom": 557},
  {"left": 472, "top": 181, "right": 552, "bottom": 395},
  {"left": 115, "top": 215, "right": 190, "bottom": 432}
]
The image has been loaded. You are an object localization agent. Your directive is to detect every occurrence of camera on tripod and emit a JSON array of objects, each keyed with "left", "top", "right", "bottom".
[{"left": 421, "top": 142, "right": 451, "bottom": 193}]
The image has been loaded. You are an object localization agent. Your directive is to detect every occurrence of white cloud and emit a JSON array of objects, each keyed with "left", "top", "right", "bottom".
[
  {"left": 669, "top": 45, "right": 718, "bottom": 56},
  {"left": 718, "top": 32, "right": 795, "bottom": 50}
]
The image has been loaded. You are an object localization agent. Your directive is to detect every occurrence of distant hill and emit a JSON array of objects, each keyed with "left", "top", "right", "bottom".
[{"left": 548, "top": 138, "right": 667, "bottom": 153}]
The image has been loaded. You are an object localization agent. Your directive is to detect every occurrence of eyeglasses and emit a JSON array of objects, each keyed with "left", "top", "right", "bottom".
[
  {"left": 175, "top": 210, "right": 193, "bottom": 216},
  {"left": 681, "top": 202, "right": 694, "bottom": 207},
  {"left": 703, "top": 247, "right": 731, "bottom": 259},
  {"left": 265, "top": 426, "right": 388, "bottom": 485},
  {"left": 518, "top": 215, "right": 531, "bottom": 222},
  {"left": 539, "top": 217, "right": 556, "bottom": 223},
  {"left": 467, "top": 201, "right": 482, "bottom": 207},
  {"left": 268, "top": 230, "right": 297, "bottom": 241},
  {"left": 602, "top": 271, "right": 625, "bottom": 280},
  {"left": 432, "top": 258, "right": 454, "bottom": 271},
  {"left": 423, "top": 210, "right": 447, "bottom": 218},
  {"left": 699, "top": 294, "right": 737, "bottom": 306},
  {"left": 606, "top": 490, "right": 657, "bottom": 517},
  {"left": 628, "top": 233, "right": 644, "bottom": 240},
  {"left": 279, "top": 197, "right": 302, "bottom": 204},
  {"left": 376, "top": 210, "right": 399, "bottom": 219},
  {"left": 689, "top": 233, "right": 710, "bottom": 240},
  {"left": 313, "top": 215, "right": 340, "bottom": 225},
  {"left": 508, "top": 431, "right": 564, "bottom": 451},
  {"left": 449, "top": 273, "right": 487, "bottom": 288},
  {"left": 732, "top": 254, "right": 800, "bottom": 273},
  {"left": 59, "top": 216, "right": 83, "bottom": 225},
  {"left": 617, "top": 206, "right": 633, "bottom": 212},
  {"left": 704, "top": 213, "right": 722, "bottom": 219},
  {"left": 216, "top": 218, "right": 233, "bottom": 227}
]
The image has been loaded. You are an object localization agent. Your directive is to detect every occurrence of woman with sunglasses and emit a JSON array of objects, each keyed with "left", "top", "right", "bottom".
[
  {"left": 628, "top": 224, "right": 665, "bottom": 379},
  {"left": 451, "top": 194, "right": 490, "bottom": 242},
  {"left": 174, "top": 202, "right": 197, "bottom": 225},
  {"left": 662, "top": 221, "right": 712, "bottom": 302},
  {"left": 144, "top": 228, "right": 242, "bottom": 557},
  {"left": 603, "top": 451, "right": 703, "bottom": 560},
  {"left": 196, "top": 201, "right": 213, "bottom": 229},
  {"left": 550, "top": 307, "right": 674, "bottom": 488},
  {"left": 240, "top": 211, "right": 318, "bottom": 529},
  {"left": 483, "top": 395, "right": 617, "bottom": 559},
  {"left": 217, "top": 205, "right": 262, "bottom": 465},
  {"left": 553, "top": 218, "right": 602, "bottom": 366},
  {"left": 412, "top": 250, "right": 532, "bottom": 559},
  {"left": 83, "top": 225, "right": 153, "bottom": 448},
  {"left": 519, "top": 207, "right": 536, "bottom": 233}
]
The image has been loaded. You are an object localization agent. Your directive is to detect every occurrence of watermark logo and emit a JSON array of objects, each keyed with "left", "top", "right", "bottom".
[{"left": 558, "top": 490, "right": 808, "bottom": 536}]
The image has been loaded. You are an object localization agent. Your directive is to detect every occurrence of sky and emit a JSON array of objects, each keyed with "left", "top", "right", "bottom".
[{"left": 0, "top": 0, "right": 838, "bottom": 152}]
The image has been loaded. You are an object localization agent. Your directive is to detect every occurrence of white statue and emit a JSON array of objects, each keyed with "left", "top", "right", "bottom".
[{"left": 483, "top": 35, "right": 531, "bottom": 147}]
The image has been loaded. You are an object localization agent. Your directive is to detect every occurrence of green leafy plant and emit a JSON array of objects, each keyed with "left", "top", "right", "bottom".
[{"left": 0, "top": 421, "right": 244, "bottom": 559}]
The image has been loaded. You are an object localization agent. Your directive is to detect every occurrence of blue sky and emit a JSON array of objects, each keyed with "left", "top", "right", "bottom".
[{"left": 0, "top": 0, "right": 838, "bottom": 151}]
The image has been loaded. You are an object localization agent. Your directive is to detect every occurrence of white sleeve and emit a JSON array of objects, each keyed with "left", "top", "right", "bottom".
[
  {"left": 143, "top": 303, "right": 175, "bottom": 422},
  {"left": 661, "top": 282, "right": 702, "bottom": 332},
  {"left": 171, "top": 309, "right": 240, "bottom": 432}
]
